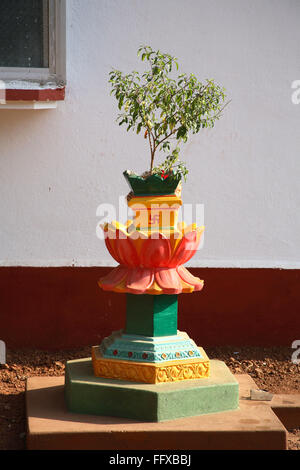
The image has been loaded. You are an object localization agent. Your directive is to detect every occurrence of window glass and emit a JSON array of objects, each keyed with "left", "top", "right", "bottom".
[{"left": 0, "top": 0, "right": 49, "bottom": 68}]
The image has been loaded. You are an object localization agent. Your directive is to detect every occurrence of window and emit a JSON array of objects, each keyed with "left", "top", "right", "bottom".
[
  {"left": 0, "top": 1, "right": 49, "bottom": 69},
  {"left": 0, "top": 0, "right": 66, "bottom": 106}
]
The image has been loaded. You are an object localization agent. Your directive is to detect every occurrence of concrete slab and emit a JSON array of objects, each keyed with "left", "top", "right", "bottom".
[
  {"left": 263, "top": 394, "right": 300, "bottom": 430},
  {"left": 236, "top": 374, "right": 300, "bottom": 430},
  {"left": 26, "top": 373, "right": 287, "bottom": 450}
]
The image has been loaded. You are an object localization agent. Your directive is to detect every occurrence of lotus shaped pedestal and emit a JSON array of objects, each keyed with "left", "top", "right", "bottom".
[
  {"left": 99, "top": 221, "right": 204, "bottom": 295},
  {"left": 99, "top": 191, "right": 204, "bottom": 294}
]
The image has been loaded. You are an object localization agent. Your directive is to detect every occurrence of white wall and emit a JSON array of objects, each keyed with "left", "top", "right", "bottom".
[{"left": 0, "top": 0, "right": 299, "bottom": 268}]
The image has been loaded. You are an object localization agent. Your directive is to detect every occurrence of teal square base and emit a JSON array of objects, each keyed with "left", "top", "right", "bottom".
[{"left": 65, "top": 358, "right": 239, "bottom": 422}]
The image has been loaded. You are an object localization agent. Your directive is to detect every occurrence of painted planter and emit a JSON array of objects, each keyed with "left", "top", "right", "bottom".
[{"left": 123, "top": 169, "right": 181, "bottom": 196}]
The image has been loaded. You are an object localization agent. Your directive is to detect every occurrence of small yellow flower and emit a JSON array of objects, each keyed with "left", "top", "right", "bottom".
[{"left": 146, "top": 120, "right": 153, "bottom": 129}]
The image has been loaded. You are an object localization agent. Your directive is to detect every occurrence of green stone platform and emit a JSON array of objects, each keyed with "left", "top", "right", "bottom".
[{"left": 65, "top": 357, "right": 239, "bottom": 422}]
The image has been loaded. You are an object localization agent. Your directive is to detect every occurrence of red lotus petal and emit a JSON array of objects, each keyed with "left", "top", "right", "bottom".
[
  {"left": 177, "top": 265, "right": 204, "bottom": 291},
  {"left": 126, "top": 267, "right": 154, "bottom": 294},
  {"left": 140, "top": 234, "right": 171, "bottom": 268},
  {"left": 170, "top": 230, "right": 201, "bottom": 267},
  {"left": 117, "top": 238, "right": 140, "bottom": 267},
  {"left": 104, "top": 236, "right": 122, "bottom": 264},
  {"left": 155, "top": 267, "right": 182, "bottom": 294},
  {"left": 106, "top": 230, "right": 139, "bottom": 267},
  {"left": 99, "top": 265, "right": 128, "bottom": 290}
]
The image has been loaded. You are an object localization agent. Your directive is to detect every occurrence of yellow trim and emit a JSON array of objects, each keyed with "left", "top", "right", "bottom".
[
  {"left": 128, "top": 194, "right": 182, "bottom": 208},
  {"left": 92, "top": 346, "right": 210, "bottom": 384}
]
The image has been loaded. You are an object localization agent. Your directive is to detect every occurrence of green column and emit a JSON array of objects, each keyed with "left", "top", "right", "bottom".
[{"left": 125, "top": 294, "right": 178, "bottom": 337}]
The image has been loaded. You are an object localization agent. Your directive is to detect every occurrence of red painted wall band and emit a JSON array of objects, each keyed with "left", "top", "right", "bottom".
[
  {"left": 5, "top": 87, "right": 65, "bottom": 101},
  {"left": 0, "top": 266, "right": 299, "bottom": 350}
]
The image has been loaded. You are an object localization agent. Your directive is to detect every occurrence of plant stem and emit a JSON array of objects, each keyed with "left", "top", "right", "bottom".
[
  {"left": 150, "top": 151, "right": 155, "bottom": 173},
  {"left": 154, "top": 128, "right": 178, "bottom": 152},
  {"left": 148, "top": 129, "right": 155, "bottom": 173}
]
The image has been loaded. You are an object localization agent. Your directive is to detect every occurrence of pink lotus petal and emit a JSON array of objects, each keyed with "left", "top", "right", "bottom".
[
  {"left": 104, "top": 236, "right": 122, "bottom": 264},
  {"left": 155, "top": 267, "right": 182, "bottom": 294},
  {"left": 170, "top": 230, "right": 201, "bottom": 267},
  {"left": 177, "top": 265, "right": 204, "bottom": 291},
  {"left": 140, "top": 234, "right": 171, "bottom": 268},
  {"left": 126, "top": 267, "right": 154, "bottom": 294},
  {"left": 106, "top": 229, "right": 139, "bottom": 267},
  {"left": 99, "top": 265, "right": 128, "bottom": 290}
]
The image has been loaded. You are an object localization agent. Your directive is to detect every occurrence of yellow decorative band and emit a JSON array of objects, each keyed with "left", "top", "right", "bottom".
[{"left": 92, "top": 346, "right": 210, "bottom": 384}]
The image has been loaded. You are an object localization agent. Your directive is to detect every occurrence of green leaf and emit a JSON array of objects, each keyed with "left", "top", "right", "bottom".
[
  {"left": 118, "top": 99, "right": 124, "bottom": 110},
  {"left": 176, "top": 126, "right": 187, "bottom": 139}
]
